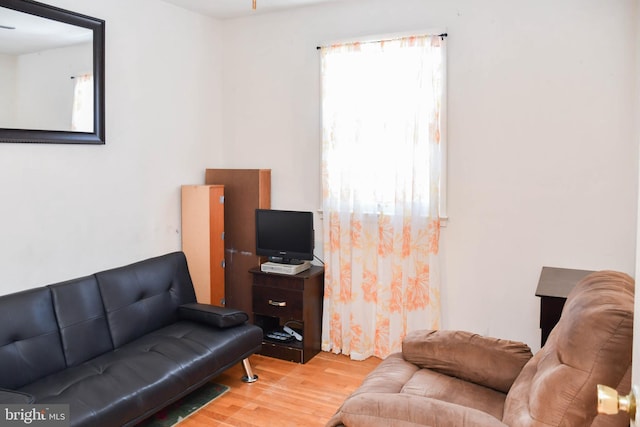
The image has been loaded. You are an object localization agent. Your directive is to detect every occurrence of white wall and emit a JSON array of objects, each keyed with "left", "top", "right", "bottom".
[
  {"left": 220, "top": 0, "right": 639, "bottom": 350},
  {"left": 0, "top": 0, "right": 223, "bottom": 293}
]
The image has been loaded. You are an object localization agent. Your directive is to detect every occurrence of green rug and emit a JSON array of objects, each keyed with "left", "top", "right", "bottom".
[{"left": 138, "top": 382, "right": 230, "bottom": 426}]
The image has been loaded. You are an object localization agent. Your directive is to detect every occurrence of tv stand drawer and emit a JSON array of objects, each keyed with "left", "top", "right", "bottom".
[
  {"left": 253, "top": 286, "right": 302, "bottom": 320},
  {"left": 259, "top": 340, "right": 306, "bottom": 363}
]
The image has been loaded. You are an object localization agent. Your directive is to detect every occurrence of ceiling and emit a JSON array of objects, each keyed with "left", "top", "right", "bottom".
[
  {"left": 0, "top": 0, "right": 342, "bottom": 55},
  {"left": 161, "top": 0, "right": 343, "bottom": 19}
]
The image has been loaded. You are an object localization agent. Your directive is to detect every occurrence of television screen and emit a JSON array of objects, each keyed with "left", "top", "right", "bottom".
[{"left": 255, "top": 209, "right": 314, "bottom": 264}]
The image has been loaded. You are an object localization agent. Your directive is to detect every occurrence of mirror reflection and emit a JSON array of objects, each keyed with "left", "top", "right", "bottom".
[{"left": 0, "top": 6, "right": 93, "bottom": 132}]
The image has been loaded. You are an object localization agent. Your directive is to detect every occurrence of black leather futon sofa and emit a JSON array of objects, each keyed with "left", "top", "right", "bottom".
[{"left": 0, "top": 251, "right": 263, "bottom": 427}]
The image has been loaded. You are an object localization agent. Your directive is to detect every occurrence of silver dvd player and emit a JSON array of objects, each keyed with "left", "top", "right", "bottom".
[{"left": 260, "top": 261, "right": 311, "bottom": 275}]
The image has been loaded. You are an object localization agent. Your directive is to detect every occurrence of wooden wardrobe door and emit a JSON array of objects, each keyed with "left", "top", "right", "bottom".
[{"left": 205, "top": 169, "right": 271, "bottom": 319}]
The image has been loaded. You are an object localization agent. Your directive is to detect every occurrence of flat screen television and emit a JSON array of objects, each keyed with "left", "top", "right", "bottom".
[{"left": 255, "top": 209, "right": 314, "bottom": 265}]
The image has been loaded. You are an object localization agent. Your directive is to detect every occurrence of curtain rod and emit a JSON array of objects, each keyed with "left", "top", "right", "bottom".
[{"left": 316, "top": 33, "right": 447, "bottom": 50}]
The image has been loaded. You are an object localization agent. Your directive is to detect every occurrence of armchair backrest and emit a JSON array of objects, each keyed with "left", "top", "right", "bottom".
[{"left": 503, "top": 271, "right": 634, "bottom": 427}]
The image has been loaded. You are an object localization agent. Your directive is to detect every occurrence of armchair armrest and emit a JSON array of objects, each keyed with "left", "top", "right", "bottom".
[
  {"left": 0, "top": 388, "right": 34, "bottom": 404},
  {"left": 402, "top": 330, "right": 532, "bottom": 393},
  {"left": 178, "top": 303, "right": 249, "bottom": 329}
]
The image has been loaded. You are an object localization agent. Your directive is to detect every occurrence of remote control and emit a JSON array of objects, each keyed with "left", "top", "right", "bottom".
[
  {"left": 265, "top": 331, "right": 294, "bottom": 342},
  {"left": 283, "top": 326, "right": 303, "bottom": 341}
]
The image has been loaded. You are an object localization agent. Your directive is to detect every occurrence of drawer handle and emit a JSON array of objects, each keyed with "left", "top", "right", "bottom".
[{"left": 268, "top": 299, "right": 287, "bottom": 307}]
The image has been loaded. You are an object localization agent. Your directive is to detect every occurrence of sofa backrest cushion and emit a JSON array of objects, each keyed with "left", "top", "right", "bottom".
[
  {"left": 0, "top": 287, "right": 66, "bottom": 389},
  {"left": 49, "top": 276, "right": 114, "bottom": 367},
  {"left": 503, "top": 271, "right": 634, "bottom": 427},
  {"left": 95, "top": 252, "right": 197, "bottom": 348}
]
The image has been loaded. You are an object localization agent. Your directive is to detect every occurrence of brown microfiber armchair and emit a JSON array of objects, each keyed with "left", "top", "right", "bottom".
[{"left": 327, "top": 271, "right": 634, "bottom": 427}]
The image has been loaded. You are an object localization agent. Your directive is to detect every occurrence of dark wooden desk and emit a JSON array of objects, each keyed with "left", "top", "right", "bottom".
[{"left": 535, "top": 266, "right": 593, "bottom": 347}]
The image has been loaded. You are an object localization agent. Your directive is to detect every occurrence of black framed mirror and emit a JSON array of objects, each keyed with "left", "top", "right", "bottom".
[{"left": 0, "top": 0, "right": 104, "bottom": 144}]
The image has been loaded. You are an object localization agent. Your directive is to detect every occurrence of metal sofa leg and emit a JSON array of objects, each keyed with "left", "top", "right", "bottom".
[{"left": 241, "top": 358, "right": 258, "bottom": 383}]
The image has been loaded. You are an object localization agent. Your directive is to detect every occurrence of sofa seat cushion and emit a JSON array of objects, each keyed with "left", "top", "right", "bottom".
[
  {"left": 0, "top": 388, "right": 34, "bottom": 404},
  {"left": 401, "top": 369, "right": 506, "bottom": 420},
  {"left": 19, "top": 320, "right": 262, "bottom": 427}
]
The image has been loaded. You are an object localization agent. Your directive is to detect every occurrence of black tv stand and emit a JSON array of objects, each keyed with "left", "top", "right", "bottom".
[{"left": 250, "top": 265, "right": 324, "bottom": 363}]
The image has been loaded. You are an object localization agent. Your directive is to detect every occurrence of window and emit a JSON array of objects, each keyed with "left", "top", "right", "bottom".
[{"left": 321, "top": 34, "right": 447, "bottom": 218}]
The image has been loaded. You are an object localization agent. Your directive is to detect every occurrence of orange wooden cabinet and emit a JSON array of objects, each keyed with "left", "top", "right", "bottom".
[{"left": 181, "top": 185, "right": 225, "bottom": 306}]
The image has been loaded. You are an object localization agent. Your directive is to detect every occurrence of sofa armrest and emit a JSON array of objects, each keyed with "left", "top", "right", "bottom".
[
  {"left": 402, "top": 330, "right": 533, "bottom": 393},
  {"left": 0, "top": 388, "right": 35, "bottom": 404},
  {"left": 178, "top": 303, "right": 249, "bottom": 328}
]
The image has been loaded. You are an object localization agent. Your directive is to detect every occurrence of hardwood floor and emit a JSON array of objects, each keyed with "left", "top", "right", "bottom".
[{"left": 180, "top": 352, "right": 381, "bottom": 427}]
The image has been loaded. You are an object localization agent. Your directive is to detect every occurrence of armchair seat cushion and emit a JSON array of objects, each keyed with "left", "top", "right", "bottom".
[
  {"left": 327, "top": 353, "right": 509, "bottom": 426},
  {"left": 332, "top": 392, "right": 509, "bottom": 427},
  {"left": 401, "top": 368, "right": 507, "bottom": 420}
]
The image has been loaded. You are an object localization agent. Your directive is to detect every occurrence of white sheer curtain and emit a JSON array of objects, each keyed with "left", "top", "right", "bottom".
[
  {"left": 320, "top": 34, "right": 446, "bottom": 360},
  {"left": 71, "top": 74, "right": 93, "bottom": 132}
]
